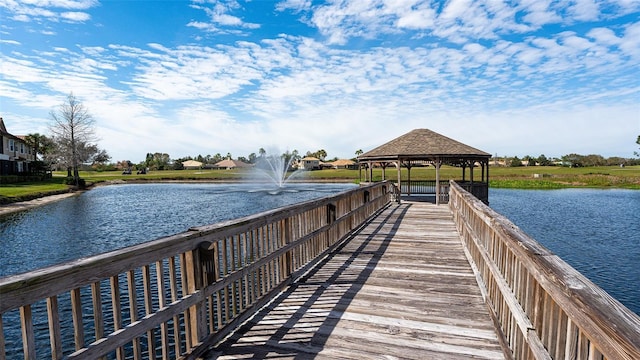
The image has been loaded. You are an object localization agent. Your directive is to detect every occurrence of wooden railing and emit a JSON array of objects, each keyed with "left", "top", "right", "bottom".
[
  {"left": 0, "top": 182, "right": 392, "bottom": 360},
  {"left": 449, "top": 181, "right": 640, "bottom": 360}
]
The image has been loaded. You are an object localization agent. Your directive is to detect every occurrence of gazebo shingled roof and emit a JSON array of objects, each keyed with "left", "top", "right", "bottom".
[{"left": 358, "top": 128, "right": 490, "bottom": 161}]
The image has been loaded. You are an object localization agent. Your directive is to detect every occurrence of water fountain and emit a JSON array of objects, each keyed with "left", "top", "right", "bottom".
[{"left": 250, "top": 152, "right": 306, "bottom": 194}]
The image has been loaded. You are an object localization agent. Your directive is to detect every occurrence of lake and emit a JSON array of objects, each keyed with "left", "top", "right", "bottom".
[{"left": 489, "top": 188, "right": 639, "bottom": 315}]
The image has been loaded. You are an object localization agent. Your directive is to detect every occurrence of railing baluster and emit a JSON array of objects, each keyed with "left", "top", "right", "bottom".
[
  {"left": 47, "top": 296, "right": 63, "bottom": 359},
  {"left": 155, "top": 260, "right": 169, "bottom": 360},
  {"left": 70, "top": 288, "right": 84, "bottom": 352},
  {"left": 167, "top": 256, "right": 182, "bottom": 356},
  {"left": 126, "top": 269, "right": 142, "bottom": 360},
  {"left": 141, "top": 264, "right": 156, "bottom": 360},
  {"left": 109, "top": 275, "right": 125, "bottom": 360},
  {"left": 179, "top": 252, "right": 192, "bottom": 351},
  {"left": 90, "top": 281, "right": 105, "bottom": 360},
  {"left": 19, "top": 304, "right": 36, "bottom": 359},
  {"left": 213, "top": 240, "right": 223, "bottom": 331},
  {"left": 0, "top": 314, "right": 5, "bottom": 359}
]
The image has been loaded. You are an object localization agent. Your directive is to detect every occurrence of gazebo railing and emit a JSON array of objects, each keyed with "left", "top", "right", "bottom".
[
  {"left": 399, "top": 180, "right": 488, "bottom": 204},
  {"left": 400, "top": 180, "right": 448, "bottom": 195}
]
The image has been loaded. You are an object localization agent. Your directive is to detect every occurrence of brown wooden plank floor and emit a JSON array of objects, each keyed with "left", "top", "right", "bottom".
[{"left": 202, "top": 201, "right": 506, "bottom": 359}]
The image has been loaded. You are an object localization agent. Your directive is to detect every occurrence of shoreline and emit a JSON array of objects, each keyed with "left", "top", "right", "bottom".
[
  {"left": 0, "top": 179, "right": 358, "bottom": 217},
  {"left": 0, "top": 192, "right": 80, "bottom": 217}
]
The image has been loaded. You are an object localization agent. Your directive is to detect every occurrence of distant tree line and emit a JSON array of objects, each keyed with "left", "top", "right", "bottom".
[
  {"left": 495, "top": 153, "right": 640, "bottom": 168},
  {"left": 23, "top": 95, "right": 640, "bottom": 177},
  {"left": 112, "top": 148, "right": 340, "bottom": 172}
]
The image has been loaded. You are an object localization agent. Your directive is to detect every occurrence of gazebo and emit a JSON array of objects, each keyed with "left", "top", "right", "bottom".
[{"left": 357, "top": 129, "right": 491, "bottom": 204}]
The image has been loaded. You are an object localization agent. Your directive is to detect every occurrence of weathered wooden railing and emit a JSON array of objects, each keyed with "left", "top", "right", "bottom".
[
  {"left": 0, "top": 182, "right": 392, "bottom": 360},
  {"left": 449, "top": 181, "right": 640, "bottom": 360}
]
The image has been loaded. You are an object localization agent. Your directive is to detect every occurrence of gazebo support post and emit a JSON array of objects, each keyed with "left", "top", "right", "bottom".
[
  {"left": 396, "top": 160, "right": 402, "bottom": 197},
  {"left": 406, "top": 161, "right": 412, "bottom": 196},
  {"left": 470, "top": 161, "right": 474, "bottom": 184},
  {"left": 435, "top": 159, "right": 441, "bottom": 205}
]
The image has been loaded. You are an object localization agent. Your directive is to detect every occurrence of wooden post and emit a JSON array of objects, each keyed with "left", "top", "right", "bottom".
[
  {"left": 185, "top": 248, "right": 205, "bottom": 349},
  {"left": 406, "top": 161, "right": 412, "bottom": 196},
  {"left": 368, "top": 161, "right": 373, "bottom": 183},
  {"left": 435, "top": 159, "right": 441, "bottom": 205},
  {"left": 470, "top": 160, "right": 474, "bottom": 184},
  {"left": 396, "top": 160, "right": 401, "bottom": 197}
]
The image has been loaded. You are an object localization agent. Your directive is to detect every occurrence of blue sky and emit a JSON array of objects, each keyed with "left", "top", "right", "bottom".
[{"left": 1, "top": 0, "right": 639, "bottom": 163}]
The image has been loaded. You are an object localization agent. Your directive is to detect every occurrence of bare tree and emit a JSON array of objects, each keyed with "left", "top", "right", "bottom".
[{"left": 49, "top": 93, "right": 97, "bottom": 186}]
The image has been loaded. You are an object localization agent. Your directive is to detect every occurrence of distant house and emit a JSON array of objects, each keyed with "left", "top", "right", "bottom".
[
  {"left": 328, "top": 159, "right": 357, "bottom": 169},
  {"left": 182, "top": 160, "right": 203, "bottom": 170},
  {"left": 0, "top": 117, "right": 34, "bottom": 176},
  {"left": 214, "top": 158, "right": 251, "bottom": 170},
  {"left": 298, "top": 157, "right": 320, "bottom": 170}
]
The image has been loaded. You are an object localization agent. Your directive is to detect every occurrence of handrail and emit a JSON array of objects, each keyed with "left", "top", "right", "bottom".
[
  {"left": 0, "top": 182, "right": 393, "bottom": 360},
  {"left": 449, "top": 180, "right": 640, "bottom": 360}
]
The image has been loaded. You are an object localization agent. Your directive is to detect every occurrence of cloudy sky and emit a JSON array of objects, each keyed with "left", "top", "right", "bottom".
[{"left": 1, "top": 0, "right": 639, "bottom": 162}]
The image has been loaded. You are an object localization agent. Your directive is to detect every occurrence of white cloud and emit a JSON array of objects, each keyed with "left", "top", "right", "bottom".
[
  {"left": 0, "top": 0, "right": 95, "bottom": 22},
  {"left": 189, "top": 0, "right": 260, "bottom": 33},
  {"left": 60, "top": 11, "right": 90, "bottom": 21},
  {"left": 0, "top": 39, "right": 21, "bottom": 45},
  {"left": 620, "top": 21, "right": 640, "bottom": 58},
  {"left": 275, "top": 0, "right": 311, "bottom": 12}
]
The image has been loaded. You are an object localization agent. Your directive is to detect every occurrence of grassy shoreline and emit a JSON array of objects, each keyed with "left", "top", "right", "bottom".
[{"left": 1, "top": 165, "right": 638, "bottom": 204}]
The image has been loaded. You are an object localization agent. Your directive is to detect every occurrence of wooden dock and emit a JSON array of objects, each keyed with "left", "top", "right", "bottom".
[
  {"left": 203, "top": 201, "right": 506, "bottom": 359},
  {"left": 4, "top": 182, "right": 637, "bottom": 359}
]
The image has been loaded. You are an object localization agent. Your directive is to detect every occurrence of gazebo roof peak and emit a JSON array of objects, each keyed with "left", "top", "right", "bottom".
[{"left": 359, "top": 128, "right": 490, "bottom": 161}]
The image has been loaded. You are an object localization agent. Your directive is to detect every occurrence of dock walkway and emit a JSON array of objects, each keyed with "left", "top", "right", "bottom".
[{"left": 203, "top": 201, "right": 506, "bottom": 359}]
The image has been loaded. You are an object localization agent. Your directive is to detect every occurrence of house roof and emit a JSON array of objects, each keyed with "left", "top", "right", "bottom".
[
  {"left": 358, "top": 128, "right": 490, "bottom": 161},
  {"left": 182, "top": 160, "right": 203, "bottom": 167},
  {"left": 330, "top": 159, "right": 356, "bottom": 166},
  {"left": 215, "top": 159, "right": 251, "bottom": 168},
  {"left": 0, "top": 117, "right": 24, "bottom": 141},
  {"left": 301, "top": 156, "right": 320, "bottom": 161}
]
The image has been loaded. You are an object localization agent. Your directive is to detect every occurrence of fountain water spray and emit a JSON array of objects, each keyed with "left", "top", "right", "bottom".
[{"left": 251, "top": 152, "right": 305, "bottom": 194}]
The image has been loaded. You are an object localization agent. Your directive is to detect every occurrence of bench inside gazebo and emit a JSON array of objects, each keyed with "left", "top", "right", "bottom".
[{"left": 357, "top": 128, "right": 491, "bottom": 204}]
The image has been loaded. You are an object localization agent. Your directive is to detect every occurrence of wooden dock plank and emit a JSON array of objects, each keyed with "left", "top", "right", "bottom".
[{"left": 203, "top": 202, "right": 506, "bottom": 359}]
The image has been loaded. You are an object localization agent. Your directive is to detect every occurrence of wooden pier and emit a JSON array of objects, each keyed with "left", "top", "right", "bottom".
[{"left": 204, "top": 201, "right": 506, "bottom": 359}]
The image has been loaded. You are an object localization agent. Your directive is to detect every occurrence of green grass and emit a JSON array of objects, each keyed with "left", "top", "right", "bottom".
[
  {"left": 1, "top": 165, "right": 639, "bottom": 204},
  {"left": 0, "top": 177, "right": 70, "bottom": 204}
]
